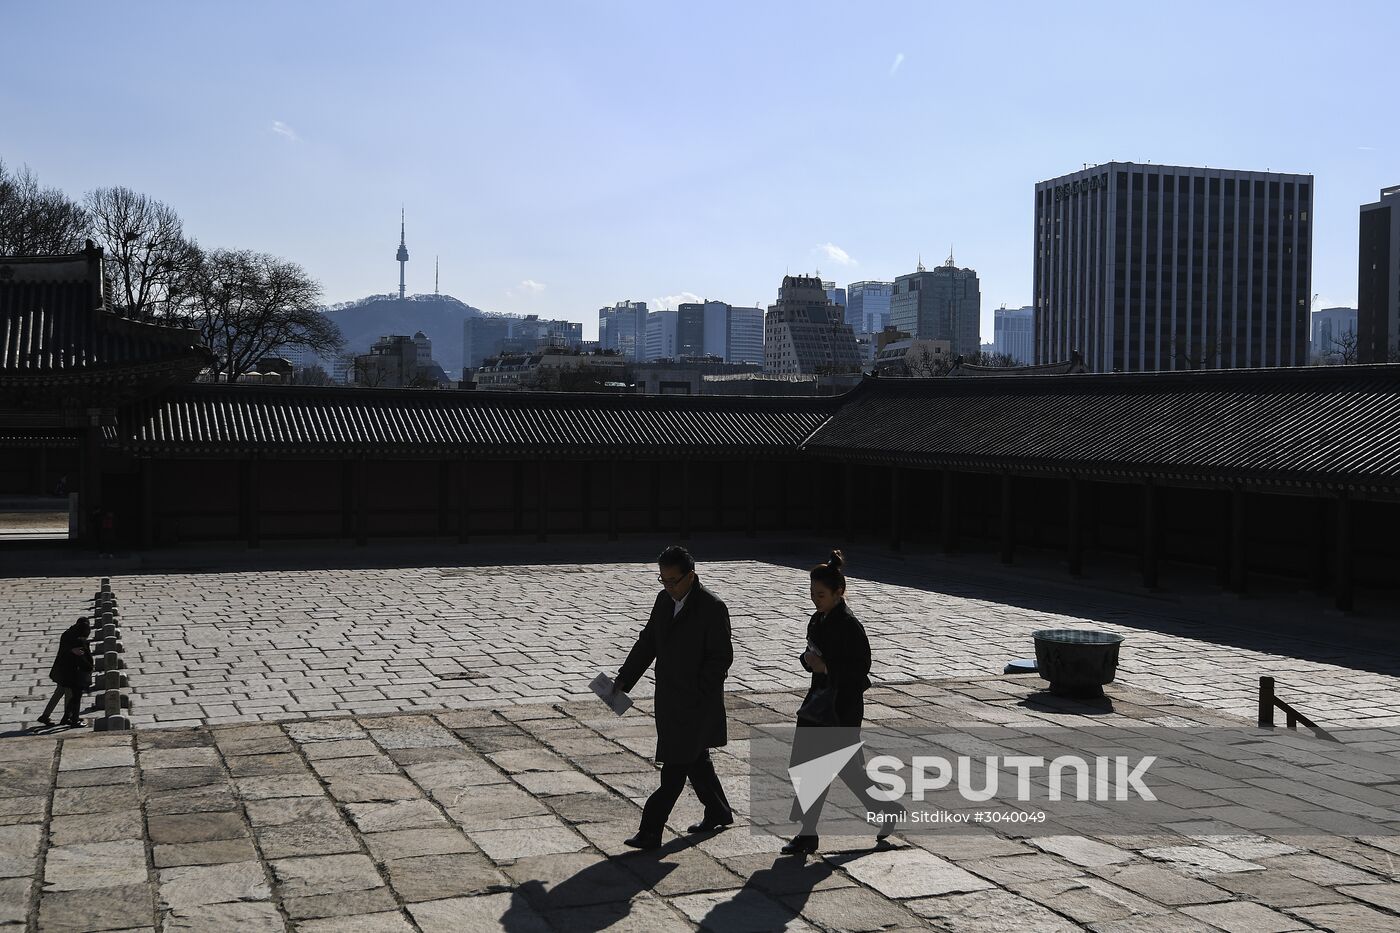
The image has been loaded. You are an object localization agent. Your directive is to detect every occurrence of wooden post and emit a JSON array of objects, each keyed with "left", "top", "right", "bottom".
[
  {"left": 1258, "top": 676, "right": 1275, "bottom": 727},
  {"left": 1229, "top": 486, "right": 1247, "bottom": 593},
  {"left": 1067, "top": 476, "right": 1084, "bottom": 577},
  {"left": 1141, "top": 479, "right": 1158, "bottom": 589},
  {"left": 35, "top": 448, "right": 47, "bottom": 496},
  {"left": 1335, "top": 491, "right": 1353, "bottom": 612},
  {"left": 140, "top": 459, "right": 155, "bottom": 548},
  {"left": 457, "top": 458, "right": 470, "bottom": 544},
  {"left": 580, "top": 460, "right": 592, "bottom": 533},
  {"left": 650, "top": 461, "right": 661, "bottom": 533},
  {"left": 512, "top": 461, "right": 524, "bottom": 534},
  {"left": 890, "top": 466, "right": 902, "bottom": 551},
  {"left": 607, "top": 458, "right": 619, "bottom": 541},
  {"left": 1311, "top": 496, "right": 1329, "bottom": 592},
  {"left": 778, "top": 460, "right": 790, "bottom": 531},
  {"left": 999, "top": 474, "right": 1014, "bottom": 565},
  {"left": 940, "top": 470, "right": 957, "bottom": 554},
  {"left": 354, "top": 457, "right": 368, "bottom": 546},
  {"left": 341, "top": 460, "right": 355, "bottom": 539},
  {"left": 680, "top": 459, "right": 691, "bottom": 540},
  {"left": 437, "top": 460, "right": 452, "bottom": 537},
  {"left": 746, "top": 459, "right": 757, "bottom": 538},
  {"left": 536, "top": 457, "right": 548, "bottom": 543},
  {"left": 843, "top": 462, "right": 855, "bottom": 543},
  {"left": 246, "top": 457, "right": 261, "bottom": 549}
]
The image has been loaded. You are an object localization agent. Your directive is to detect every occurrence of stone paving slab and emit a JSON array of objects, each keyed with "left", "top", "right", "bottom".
[
  {"left": 0, "top": 677, "right": 1394, "bottom": 930},
  {"left": 3, "top": 547, "right": 1398, "bottom": 734}
]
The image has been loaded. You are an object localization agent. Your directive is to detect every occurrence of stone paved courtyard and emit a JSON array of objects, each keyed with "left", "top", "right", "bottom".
[{"left": 2, "top": 677, "right": 1399, "bottom": 932}]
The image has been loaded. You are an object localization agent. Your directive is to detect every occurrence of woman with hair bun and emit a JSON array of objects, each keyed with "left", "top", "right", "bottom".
[{"left": 782, "top": 550, "right": 898, "bottom": 855}]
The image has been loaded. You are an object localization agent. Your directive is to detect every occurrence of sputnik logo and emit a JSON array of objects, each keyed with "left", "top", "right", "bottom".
[{"left": 788, "top": 741, "right": 864, "bottom": 812}]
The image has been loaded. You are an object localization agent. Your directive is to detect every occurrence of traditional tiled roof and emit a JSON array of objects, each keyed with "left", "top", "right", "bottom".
[
  {"left": 116, "top": 383, "right": 839, "bottom": 456},
  {"left": 0, "top": 249, "right": 213, "bottom": 390},
  {"left": 804, "top": 365, "right": 1400, "bottom": 491}
]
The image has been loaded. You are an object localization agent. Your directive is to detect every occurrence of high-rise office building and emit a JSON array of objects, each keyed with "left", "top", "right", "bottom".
[
  {"left": 764, "top": 275, "right": 862, "bottom": 375},
  {"left": 676, "top": 301, "right": 731, "bottom": 359},
  {"left": 1358, "top": 185, "right": 1400, "bottom": 364},
  {"left": 994, "top": 306, "right": 1035, "bottom": 364},
  {"left": 846, "top": 281, "right": 892, "bottom": 333},
  {"left": 1311, "top": 307, "right": 1358, "bottom": 361},
  {"left": 823, "top": 281, "right": 847, "bottom": 321},
  {"left": 1034, "top": 163, "right": 1313, "bottom": 371},
  {"left": 645, "top": 309, "right": 679, "bottom": 361},
  {"left": 727, "top": 306, "right": 765, "bottom": 365},
  {"left": 598, "top": 300, "right": 649, "bottom": 362},
  {"left": 889, "top": 257, "right": 981, "bottom": 357}
]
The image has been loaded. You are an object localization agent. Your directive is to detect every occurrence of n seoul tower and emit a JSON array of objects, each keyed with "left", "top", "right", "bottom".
[{"left": 395, "top": 207, "right": 409, "bottom": 299}]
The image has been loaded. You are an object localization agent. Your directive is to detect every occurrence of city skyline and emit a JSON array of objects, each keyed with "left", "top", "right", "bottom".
[{"left": 4, "top": 1, "right": 1395, "bottom": 343}]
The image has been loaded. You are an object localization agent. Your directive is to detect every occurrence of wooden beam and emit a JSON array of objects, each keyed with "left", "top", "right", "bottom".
[
  {"left": 1335, "top": 491, "right": 1353, "bottom": 612},
  {"left": 1141, "top": 479, "right": 1157, "bottom": 589},
  {"left": 999, "top": 474, "right": 1014, "bottom": 565}
]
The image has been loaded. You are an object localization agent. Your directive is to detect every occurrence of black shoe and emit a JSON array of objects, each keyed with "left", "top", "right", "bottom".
[
  {"left": 623, "top": 832, "right": 662, "bottom": 850},
  {"left": 62, "top": 718, "right": 86, "bottom": 729},
  {"left": 687, "top": 813, "right": 734, "bottom": 834},
  {"left": 876, "top": 805, "right": 905, "bottom": 842},
  {"left": 780, "top": 835, "right": 818, "bottom": 855},
  {"left": 35, "top": 716, "right": 54, "bottom": 727}
]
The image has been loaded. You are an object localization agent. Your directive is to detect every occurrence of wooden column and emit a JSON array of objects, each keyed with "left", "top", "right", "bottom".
[
  {"left": 437, "top": 460, "right": 452, "bottom": 537},
  {"left": 1335, "top": 491, "right": 1353, "bottom": 612},
  {"left": 890, "top": 466, "right": 902, "bottom": 552},
  {"left": 746, "top": 459, "right": 757, "bottom": 538},
  {"left": 680, "top": 459, "right": 692, "bottom": 539},
  {"left": 843, "top": 462, "right": 855, "bottom": 543},
  {"left": 341, "top": 460, "right": 355, "bottom": 539},
  {"left": 354, "top": 457, "right": 368, "bottom": 546},
  {"left": 1228, "top": 486, "right": 1247, "bottom": 593},
  {"left": 35, "top": 448, "right": 48, "bottom": 496},
  {"left": 1141, "top": 479, "right": 1158, "bottom": 589},
  {"left": 1310, "top": 496, "right": 1329, "bottom": 592},
  {"left": 457, "top": 458, "right": 471, "bottom": 544},
  {"left": 580, "top": 461, "right": 593, "bottom": 534},
  {"left": 1067, "top": 476, "right": 1084, "bottom": 577},
  {"left": 778, "top": 460, "right": 790, "bottom": 532},
  {"left": 650, "top": 461, "right": 661, "bottom": 533},
  {"left": 140, "top": 458, "right": 155, "bottom": 548},
  {"left": 512, "top": 461, "right": 524, "bottom": 534},
  {"left": 999, "top": 474, "right": 1015, "bottom": 565},
  {"left": 246, "top": 456, "right": 263, "bottom": 546},
  {"left": 940, "top": 470, "right": 957, "bottom": 554},
  {"left": 536, "top": 457, "right": 548, "bottom": 543},
  {"left": 607, "top": 458, "right": 619, "bottom": 541}
]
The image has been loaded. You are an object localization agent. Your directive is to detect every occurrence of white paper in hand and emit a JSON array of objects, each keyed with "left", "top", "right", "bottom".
[{"left": 589, "top": 673, "right": 633, "bottom": 716}]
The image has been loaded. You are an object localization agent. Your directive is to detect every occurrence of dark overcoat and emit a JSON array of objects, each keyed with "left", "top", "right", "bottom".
[
  {"left": 800, "top": 600, "right": 872, "bottom": 728},
  {"left": 617, "top": 577, "right": 733, "bottom": 763},
  {"left": 48, "top": 623, "right": 92, "bottom": 692}
]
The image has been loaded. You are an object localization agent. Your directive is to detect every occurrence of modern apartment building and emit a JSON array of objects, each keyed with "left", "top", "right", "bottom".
[
  {"left": 1359, "top": 185, "right": 1400, "bottom": 364},
  {"left": 1034, "top": 162, "right": 1313, "bottom": 371}
]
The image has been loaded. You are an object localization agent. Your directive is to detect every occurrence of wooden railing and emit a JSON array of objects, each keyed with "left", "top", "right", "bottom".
[{"left": 1257, "top": 676, "right": 1337, "bottom": 742}]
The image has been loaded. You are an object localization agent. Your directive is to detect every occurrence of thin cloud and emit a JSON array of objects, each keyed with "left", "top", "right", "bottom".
[
  {"left": 815, "top": 243, "right": 856, "bottom": 267},
  {"left": 652, "top": 291, "right": 703, "bottom": 311},
  {"left": 520, "top": 279, "right": 546, "bottom": 293},
  {"left": 271, "top": 120, "right": 300, "bottom": 142},
  {"left": 1357, "top": 146, "right": 1377, "bottom": 151},
  {"left": 889, "top": 53, "right": 905, "bottom": 76}
]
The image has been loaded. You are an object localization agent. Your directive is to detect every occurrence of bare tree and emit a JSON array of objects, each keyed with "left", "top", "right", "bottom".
[
  {"left": 1170, "top": 337, "right": 1230, "bottom": 370},
  {"left": 86, "top": 186, "right": 196, "bottom": 320},
  {"left": 173, "top": 248, "right": 342, "bottom": 382},
  {"left": 963, "top": 350, "right": 1019, "bottom": 368},
  {"left": 905, "top": 345, "right": 955, "bottom": 377},
  {"left": 0, "top": 160, "right": 89, "bottom": 255}
]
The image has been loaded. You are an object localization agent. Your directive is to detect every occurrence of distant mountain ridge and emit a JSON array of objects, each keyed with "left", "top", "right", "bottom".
[{"left": 317, "top": 294, "right": 482, "bottom": 376}]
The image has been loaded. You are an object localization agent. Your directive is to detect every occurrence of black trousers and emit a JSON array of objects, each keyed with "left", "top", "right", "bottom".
[
  {"left": 639, "top": 749, "right": 732, "bottom": 836},
  {"left": 792, "top": 692, "right": 899, "bottom": 836}
]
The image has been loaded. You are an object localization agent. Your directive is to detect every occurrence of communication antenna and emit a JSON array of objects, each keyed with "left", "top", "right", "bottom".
[{"left": 434, "top": 256, "right": 440, "bottom": 296}]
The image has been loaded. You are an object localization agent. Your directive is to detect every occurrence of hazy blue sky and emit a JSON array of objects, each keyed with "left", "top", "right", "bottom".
[{"left": 4, "top": 1, "right": 1395, "bottom": 341}]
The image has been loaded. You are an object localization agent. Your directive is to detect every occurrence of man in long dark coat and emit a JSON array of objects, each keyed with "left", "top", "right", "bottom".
[{"left": 614, "top": 545, "right": 734, "bottom": 849}]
